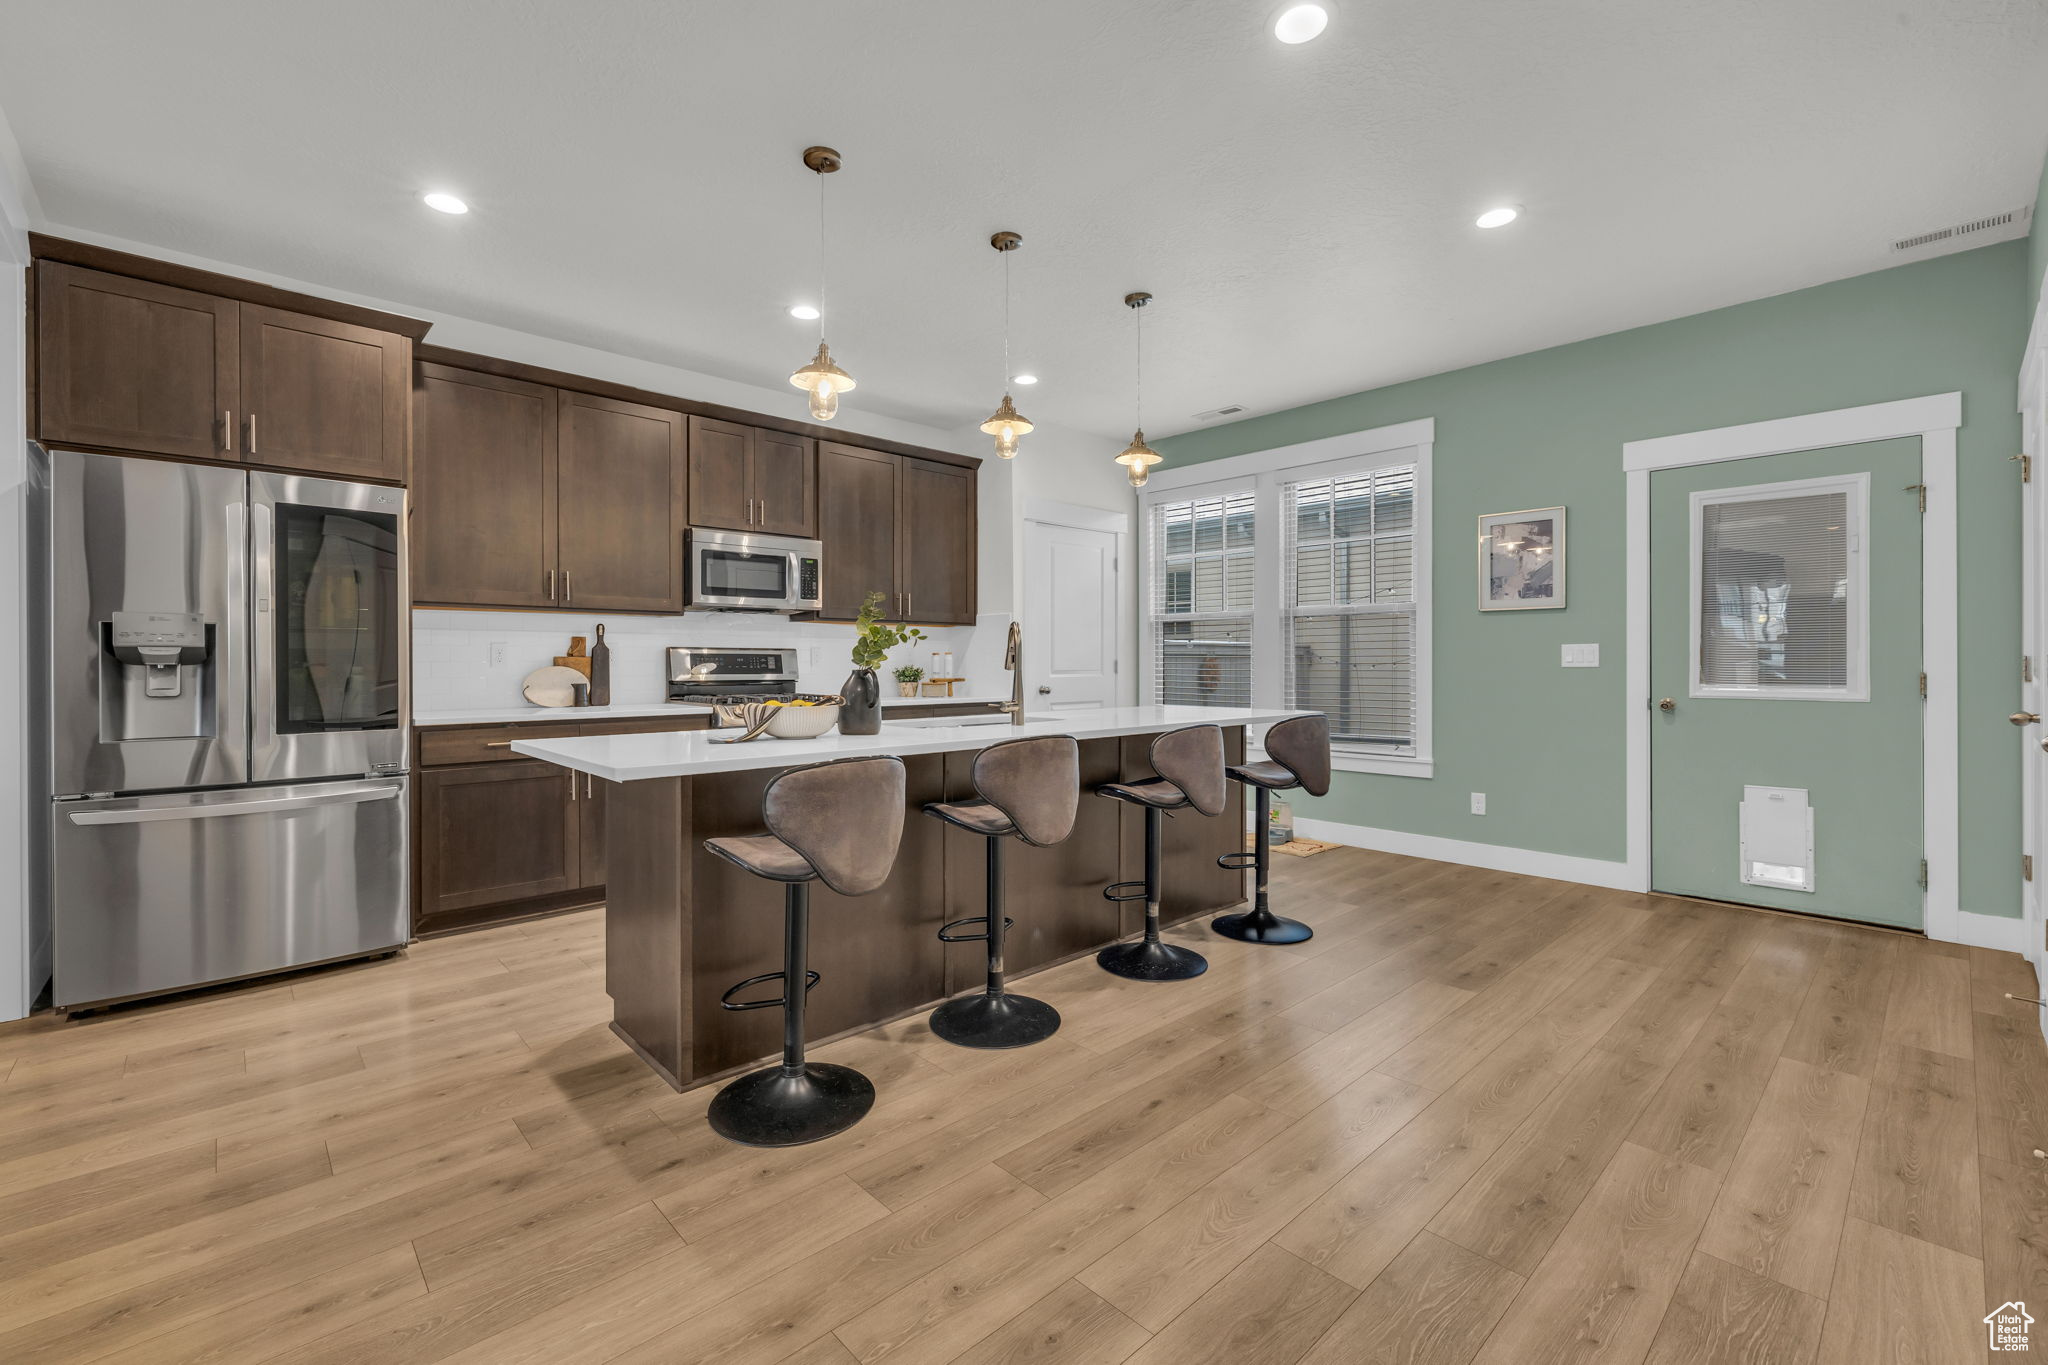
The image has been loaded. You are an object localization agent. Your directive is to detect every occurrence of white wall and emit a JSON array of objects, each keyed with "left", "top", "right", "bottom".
[{"left": 1, "top": 109, "right": 38, "bottom": 1019}]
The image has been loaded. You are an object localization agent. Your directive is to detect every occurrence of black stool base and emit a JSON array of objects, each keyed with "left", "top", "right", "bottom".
[
  {"left": 1098, "top": 938, "right": 1209, "bottom": 981},
  {"left": 706, "top": 1062, "right": 875, "bottom": 1147},
  {"left": 1211, "top": 907, "right": 1314, "bottom": 945},
  {"left": 930, "top": 991, "right": 1062, "bottom": 1049}
]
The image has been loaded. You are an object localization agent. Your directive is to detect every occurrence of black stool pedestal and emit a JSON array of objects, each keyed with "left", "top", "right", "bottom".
[
  {"left": 709, "top": 881, "right": 874, "bottom": 1147},
  {"left": 707, "top": 1064, "right": 875, "bottom": 1147},
  {"left": 1099, "top": 803, "right": 1209, "bottom": 981},
  {"left": 1211, "top": 786, "right": 1312, "bottom": 945},
  {"left": 931, "top": 835, "right": 1063, "bottom": 1048}
]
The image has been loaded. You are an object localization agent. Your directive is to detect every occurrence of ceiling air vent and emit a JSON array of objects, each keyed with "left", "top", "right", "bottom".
[
  {"left": 1891, "top": 205, "right": 2031, "bottom": 254},
  {"left": 1192, "top": 404, "right": 1250, "bottom": 422}
]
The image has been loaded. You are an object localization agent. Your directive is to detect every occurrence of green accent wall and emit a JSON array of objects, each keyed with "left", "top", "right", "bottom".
[
  {"left": 2031, "top": 148, "right": 2048, "bottom": 306},
  {"left": 1156, "top": 241, "right": 2030, "bottom": 915}
]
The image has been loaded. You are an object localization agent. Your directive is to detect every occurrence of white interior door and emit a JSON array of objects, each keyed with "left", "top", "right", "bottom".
[
  {"left": 2023, "top": 322, "right": 2047, "bottom": 1011},
  {"left": 1023, "top": 519, "right": 1118, "bottom": 710}
]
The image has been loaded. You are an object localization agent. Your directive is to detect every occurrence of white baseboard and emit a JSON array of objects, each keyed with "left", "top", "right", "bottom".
[
  {"left": 1295, "top": 817, "right": 1638, "bottom": 892},
  {"left": 1954, "top": 910, "right": 2031, "bottom": 954},
  {"left": 1297, "top": 816, "right": 2037, "bottom": 954}
]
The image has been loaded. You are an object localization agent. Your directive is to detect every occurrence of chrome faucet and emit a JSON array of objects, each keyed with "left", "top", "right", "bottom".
[{"left": 1000, "top": 620, "right": 1024, "bottom": 725}]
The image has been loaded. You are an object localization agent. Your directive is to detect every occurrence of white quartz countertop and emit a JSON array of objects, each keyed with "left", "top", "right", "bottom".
[
  {"left": 414, "top": 695, "right": 1011, "bottom": 728},
  {"left": 511, "top": 706, "right": 1300, "bottom": 781}
]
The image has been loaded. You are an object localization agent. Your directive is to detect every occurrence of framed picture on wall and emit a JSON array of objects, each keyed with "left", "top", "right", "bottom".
[{"left": 1478, "top": 507, "right": 1566, "bottom": 610}]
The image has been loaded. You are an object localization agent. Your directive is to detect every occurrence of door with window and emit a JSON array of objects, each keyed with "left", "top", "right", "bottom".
[{"left": 1650, "top": 438, "right": 1923, "bottom": 927}]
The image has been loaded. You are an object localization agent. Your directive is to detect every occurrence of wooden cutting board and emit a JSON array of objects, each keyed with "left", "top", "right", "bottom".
[{"left": 552, "top": 655, "right": 592, "bottom": 678}]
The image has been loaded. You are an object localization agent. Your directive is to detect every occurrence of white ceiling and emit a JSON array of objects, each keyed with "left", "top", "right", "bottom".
[{"left": 3, "top": 0, "right": 2046, "bottom": 442}]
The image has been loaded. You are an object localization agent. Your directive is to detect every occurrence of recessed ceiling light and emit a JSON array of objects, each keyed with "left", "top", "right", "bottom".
[
  {"left": 788, "top": 304, "right": 821, "bottom": 321},
  {"left": 1475, "top": 205, "right": 1520, "bottom": 229},
  {"left": 1273, "top": 4, "right": 1330, "bottom": 44},
  {"left": 1012, "top": 373, "right": 1039, "bottom": 386},
  {"left": 422, "top": 192, "right": 469, "bottom": 215}
]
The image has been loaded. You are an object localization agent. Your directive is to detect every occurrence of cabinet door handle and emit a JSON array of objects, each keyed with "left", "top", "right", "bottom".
[
  {"left": 758, "top": 496, "right": 767, "bottom": 525},
  {"left": 222, "top": 411, "right": 233, "bottom": 452},
  {"left": 563, "top": 570, "right": 573, "bottom": 602},
  {"left": 247, "top": 413, "right": 256, "bottom": 454},
  {"left": 569, "top": 771, "right": 577, "bottom": 802},
  {"left": 585, "top": 772, "right": 594, "bottom": 798},
  {"left": 483, "top": 741, "right": 515, "bottom": 748},
  {"left": 546, "top": 568, "right": 556, "bottom": 601}
]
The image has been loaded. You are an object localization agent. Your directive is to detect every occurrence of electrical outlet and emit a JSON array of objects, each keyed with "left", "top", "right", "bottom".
[
  {"left": 1470, "top": 793, "right": 1487, "bottom": 815},
  {"left": 488, "top": 641, "right": 507, "bottom": 668}
]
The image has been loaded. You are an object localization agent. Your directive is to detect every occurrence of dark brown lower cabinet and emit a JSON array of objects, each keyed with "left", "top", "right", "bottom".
[
  {"left": 412, "top": 704, "right": 1011, "bottom": 938},
  {"left": 415, "top": 761, "right": 581, "bottom": 935}
]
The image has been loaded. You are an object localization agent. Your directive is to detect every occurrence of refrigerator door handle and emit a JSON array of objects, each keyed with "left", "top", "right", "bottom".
[{"left": 67, "top": 784, "right": 401, "bottom": 826}]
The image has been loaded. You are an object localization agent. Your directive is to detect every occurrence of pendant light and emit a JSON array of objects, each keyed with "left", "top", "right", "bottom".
[
  {"left": 1114, "top": 292, "right": 1162, "bottom": 487},
  {"left": 790, "top": 145, "right": 856, "bottom": 421},
  {"left": 980, "top": 231, "right": 1033, "bottom": 460}
]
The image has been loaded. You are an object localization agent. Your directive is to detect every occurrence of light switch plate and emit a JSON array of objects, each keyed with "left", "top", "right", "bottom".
[{"left": 1562, "top": 643, "right": 1600, "bottom": 668}]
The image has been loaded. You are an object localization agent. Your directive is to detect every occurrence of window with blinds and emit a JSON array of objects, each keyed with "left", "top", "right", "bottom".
[
  {"left": 1285, "top": 467, "right": 1418, "bottom": 750},
  {"left": 1149, "top": 490, "right": 1255, "bottom": 708},
  {"left": 1692, "top": 477, "right": 1865, "bottom": 699}
]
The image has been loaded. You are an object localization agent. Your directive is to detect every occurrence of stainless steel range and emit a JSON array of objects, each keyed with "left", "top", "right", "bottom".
[
  {"left": 34, "top": 445, "right": 411, "bottom": 1011},
  {"left": 666, "top": 646, "right": 800, "bottom": 710}
]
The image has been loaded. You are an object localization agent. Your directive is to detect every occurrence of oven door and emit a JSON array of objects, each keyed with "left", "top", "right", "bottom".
[
  {"left": 691, "top": 538, "right": 799, "bottom": 609},
  {"left": 250, "top": 472, "right": 409, "bottom": 784}
]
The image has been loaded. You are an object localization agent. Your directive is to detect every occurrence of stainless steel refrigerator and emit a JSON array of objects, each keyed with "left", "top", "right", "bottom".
[{"left": 36, "top": 446, "right": 410, "bottom": 1010}]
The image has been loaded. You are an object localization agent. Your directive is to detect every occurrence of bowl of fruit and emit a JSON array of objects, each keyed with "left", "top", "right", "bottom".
[{"left": 757, "top": 694, "right": 843, "bottom": 740}]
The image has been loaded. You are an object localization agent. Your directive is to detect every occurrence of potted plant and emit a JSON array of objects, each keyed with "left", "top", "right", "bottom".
[
  {"left": 893, "top": 664, "right": 925, "bottom": 699},
  {"left": 842, "top": 593, "right": 926, "bottom": 734}
]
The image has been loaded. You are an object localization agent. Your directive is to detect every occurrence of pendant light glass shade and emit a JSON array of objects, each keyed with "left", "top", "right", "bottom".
[
  {"left": 793, "top": 146, "right": 854, "bottom": 421},
  {"left": 983, "top": 231, "right": 1030, "bottom": 459},
  {"left": 1115, "top": 292, "right": 1158, "bottom": 487},
  {"left": 790, "top": 340, "right": 855, "bottom": 421},
  {"left": 981, "top": 393, "right": 1033, "bottom": 460},
  {"left": 1115, "top": 429, "right": 1162, "bottom": 487}
]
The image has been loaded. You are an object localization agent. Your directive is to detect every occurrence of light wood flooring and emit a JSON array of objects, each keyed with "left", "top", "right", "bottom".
[{"left": 3, "top": 846, "right": 2047, "bottom": 1364}]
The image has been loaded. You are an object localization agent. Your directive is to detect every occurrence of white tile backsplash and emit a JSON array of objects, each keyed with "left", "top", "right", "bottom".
[{"left": 412, "top": 609, "right": 1008, "bottom": 713}]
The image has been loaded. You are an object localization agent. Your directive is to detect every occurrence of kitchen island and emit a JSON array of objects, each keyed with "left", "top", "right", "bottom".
[{"left": 515, "top": 706, "right": 1300, "bottom": 1090}]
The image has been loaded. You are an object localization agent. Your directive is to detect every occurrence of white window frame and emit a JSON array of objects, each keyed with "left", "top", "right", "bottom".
[
  {"left": 1687, "top": 472, "right": 1870, "bottom": 703},
  {"left": 1141, "top": 418, "right": 1434, "bottom": 778}
]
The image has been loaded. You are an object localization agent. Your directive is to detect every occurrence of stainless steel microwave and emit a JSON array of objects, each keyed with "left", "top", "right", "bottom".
[{"left": 686, "top": 527, "right": 823, "bottom": 612}]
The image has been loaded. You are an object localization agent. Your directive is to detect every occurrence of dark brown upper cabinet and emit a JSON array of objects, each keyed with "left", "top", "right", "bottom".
[
  {"left": 818, "top": 441, "right": 903, "bottom": 621},
  {"left": 686, "top": 416, "right": 817, "bottom": 538},
  {"left": 411, "top": 363, "right": 559, "bottom": 608},
  {"left": 898, "top": 457, "right": 977, "bottom": 626},
  {"left": 558, "top": 392, "right": 687, "bottom": 612},
  {"left": 816, "top": 442, "right": 976, "bottom": 626},
  {"left": 35, "top": 261, "right": 239, "bottom": 462},
  {"left": 34, "top": 260, "right": 410, "bottom": 481},
  {"left": 411, "top": 363, "right": 685, "bottom": 613},
  {"left": 239, "top": 305, "right": 408, "bottom": 482}
]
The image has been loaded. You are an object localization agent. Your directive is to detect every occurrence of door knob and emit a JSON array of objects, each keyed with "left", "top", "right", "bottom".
[
  {"left": 2012, "top": 712, "right": 2041, "bottom": 726},
  {"left": 1037, "top": 686, "right": 1051, "bottom": 694},
  {"left": 1657, "top": 697, "right": 1676, "bottom": 713}
]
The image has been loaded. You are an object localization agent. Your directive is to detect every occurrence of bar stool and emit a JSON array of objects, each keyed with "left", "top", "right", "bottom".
[
  {"left": 1213, "top": 713, "right": 1331, "bottom": 944},
  {"left": 924, "top": 734, "right": 1080, "bottom": 1049},
  {"left": 702, "top": 755, "right": 907, "bottom": 1147},
  {"left": 1097, "top": 724, "right": 1227, "bottom": 981}
]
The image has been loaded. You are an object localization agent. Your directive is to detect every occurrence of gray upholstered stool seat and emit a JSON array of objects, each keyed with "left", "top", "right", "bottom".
[
  {"left": 1095, "top": 724, "right": 1226, "bottom": 982},
  {"left": 702, "top": 754, "right": 907, "bottom": 1147},
  {"left": 704, "top": 834, "right": 817, "bottom": 882},
  {"left": 922, "top": 734, "right": 1080, "bottom": 1049},
  {"left": 1223, "top": 760, "right": 1295, "bottom": 790},
  {"left": 1095, "top": 777, "right": 1192, "bottom": 809},
  {"left": 1213, "top": 713, "right": 1331, "bottom": 946},
  {"left": 923, "top": 799, "right": 1018, "bottom": 838}
]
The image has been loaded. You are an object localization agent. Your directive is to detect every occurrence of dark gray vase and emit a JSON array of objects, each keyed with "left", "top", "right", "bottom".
[{"left": 840, "top": 668, "right": 881, "bottom": 735}]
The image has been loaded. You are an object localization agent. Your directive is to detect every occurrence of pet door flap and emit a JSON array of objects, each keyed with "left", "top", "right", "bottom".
[{"left": 1739, "top": 785, "right": 1814, "bottom": 893}]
